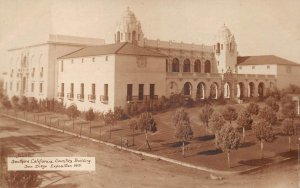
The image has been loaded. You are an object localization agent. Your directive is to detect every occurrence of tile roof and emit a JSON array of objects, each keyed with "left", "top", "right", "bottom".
[
  {"left": 237, "top": 55, "right": 300, "bottom": 66},
  {"left": 59, "top": 42, "right": 166, "bottom": 59}
]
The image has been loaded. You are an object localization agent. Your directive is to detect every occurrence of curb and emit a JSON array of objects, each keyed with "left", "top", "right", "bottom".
[{"left": 0, "top": 113, "right": 295, "bottom": 175}]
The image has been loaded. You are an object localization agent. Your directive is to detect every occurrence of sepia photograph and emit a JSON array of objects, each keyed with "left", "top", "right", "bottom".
[{"left": 0, "top": 0, "right": 300, "bottom": 187}]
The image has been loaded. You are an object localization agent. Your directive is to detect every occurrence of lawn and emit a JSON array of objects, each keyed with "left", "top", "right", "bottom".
[{"left": 1, "top": 101, "right": 298, "bottom": 172}]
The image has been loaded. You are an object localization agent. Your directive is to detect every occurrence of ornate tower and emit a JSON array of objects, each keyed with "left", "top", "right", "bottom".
[
  {"left": 214, "top": 24, "right": 237, "bottom": 74},
  {"left": 115, "top": 7, "right": 144, "bottom": 46}
]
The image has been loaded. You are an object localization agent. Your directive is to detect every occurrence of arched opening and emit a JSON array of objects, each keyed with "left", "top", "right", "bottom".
[
  {"left": 194, "top": 59, "right": 201, "bottom": 73},
  {"left": 168, "top": 81, "right": 178, "bottom": 95},
  {"left": 224, "top": 82, "right": 231, "bottom": 98},
  {"left": 204, "top": 60, "right": 211, "bottom": 73},
  {"left": 132, "top": 31, "right": 137, "bottom": 44},
  {"left": 183, "top": 59, "right": 191, "bottom": 72},
  {"left": 116, "top": 31, "right": 120, "bottom": 43},
  {"left": 237, "top": 82, "right": 245, "bottom": 99},
  {"left": 165, "top": 59, "right": 168, "bottom": 72},
  {"left": 196, "top": 82, "right": 205, "bottom": 100},
  {"left": 258, "top": 82, "right": 264, "bottom": 98},
  {"left": 172, "top": 58, "right": 180, "bottom": 72},
  {"left": 183, "top": 82, "right": 192, "bottom": 96},
  {"left": 210, "top": 82, "right": 218, "bottom": 99},
  {"left": 248, "top": 82, "right": 255, "bottom": 97}
]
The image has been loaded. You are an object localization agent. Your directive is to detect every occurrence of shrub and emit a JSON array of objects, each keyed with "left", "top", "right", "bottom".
[
  {"left": 11, "top": 95, "right": 19, "bottom": 109},
  {"left": 27, "top": 97, "right": 38, "bottom": 112},
  {"left": 18, "top": 96, "right": 28, "bottom": 111},
  {"left": 1, "top": 96, "right": 11, "bottom": 109},
  {"left": 114, "top": 106, "right": 128, "bottom": 120}
]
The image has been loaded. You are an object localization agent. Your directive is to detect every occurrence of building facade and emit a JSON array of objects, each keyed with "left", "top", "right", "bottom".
[{"left": 4, "top": 7, "right": 300, "bottom": 112}]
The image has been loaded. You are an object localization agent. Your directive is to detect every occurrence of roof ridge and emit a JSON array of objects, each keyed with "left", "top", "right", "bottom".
[
  {"left": 115, "top": 42, "right": 128, "bottom": 54},
  {"left": 58, "top": 47, "right": 85, "bottom": 59}
]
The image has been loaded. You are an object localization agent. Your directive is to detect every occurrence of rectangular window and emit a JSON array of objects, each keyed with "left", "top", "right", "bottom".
[
  {"left": 104, "top": 84, "right": 108, "bottom": 97},
  {"left": 92, "top": 84, "right": 96, "bottom": 96},
  {"left": 16, "top": 82, "right": 19, "bottom": 91},
  {"left": 252, "top": 66, "right": 255, "bottom": 69},
  {"left": 31, "top": 83, "right": 34, "bottom": 92},
  {"left": 221, "top": 44, "right": 223, "bottom": 50},
  {"left": 40, "top": 67, "right": 44, "bottom": 77},
  {"left": 10, "top": 82, "right": 12, "bottom": 91},
  {"left": 239, "top": 66, "right": 242, "bottom": 70},
  {"left": 267, "top": 65, "right": 270, "bottom": 69},
  {"left": 127, "top": 84, "right": 133, "bottom": 101},
  {"left": 80, "top": 83, "right": 84, "bottom": 98},
  {"left": 150, "top": 84, "right": 155, "bottom": 99},
  {"left": 105, "top": 56, "right": 108, "bottom": 61},
  {"left": 61, "top": 61, "right": 63, "bottom": 72},
  {"left": 92, "top": 57, "right": 95, "bottom": 62},
  {"left": 39, "top": 83, "right": 43, "bottom": 93},
  {"left": 138, "top": 84, "right": 144, "bottom": 100},
  {"left": 61, "top": 83, "right": 64, "bottom": 96},
  {"left": 70, "top": 83, "right": 74, "bottom": 97}
]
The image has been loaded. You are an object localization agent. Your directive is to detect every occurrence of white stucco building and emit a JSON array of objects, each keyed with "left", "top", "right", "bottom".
[{"left": 4, "top": 7, "right": 300, "bottom": 112}]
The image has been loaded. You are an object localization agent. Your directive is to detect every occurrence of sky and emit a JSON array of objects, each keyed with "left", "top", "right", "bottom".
[{"left": 0, "top": 0, "right": 300, "bottom": 74}]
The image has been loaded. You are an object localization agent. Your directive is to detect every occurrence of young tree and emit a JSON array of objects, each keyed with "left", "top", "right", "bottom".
[
  {"left": 66, "top": 105, "right": 80, "bottom": 130},
  {"left": 265, "top": 96, "right": 280, "bottom": 112},
  {"left": 246, "top": 102, "right": 260, "bottom": 116},
  {"left": 222, "top": 105, "right": 238, "bottom": 124},
  {"left": 128, "top": 119, "right": 138, "bottom": 146},
  {"left": 199, "top": 103, "right": 214, "bottom": 134},
  {"left": 253, "top": 120, "right": 275, "bottom": 159},
  {"left": 103, "top": 110, "right": 116, "bottom": 139},
  {"left": 11, "top": 95, "right": 19, "bottom": 110},
  {"left": 258, "top": 106, "right": 277, "bottom": 125},
  {"left": 215, "top": 124, "right": 240, "bottom": 168},
  {"left": 137, "top": 112, "right": 157, "bottom": 151},
  {"left": 209, "top": 112, "right": 225, "bottom": 134},
  {"left": 18, "top": 96, "right": 28, "bottom": 111},
  {"left": 237, "top": 109, "right": 253, "bottom": 143},
  {"left": 1, "top": 96, "right": 12, "bottom": 110},
  {"left": 27, "top": 97, "right": 38, "bottom": 112},
  {"left": 85, "top": 108, "right": 95, "bottom": 134},
  {"left": 175, "top": 120, "right": 193, "bottom": 156},
  {"left": 282, "top": 118, "right": 295, "bottom": 152},
  {"left": 172, "top": 108, "right": 190, "bottom": 128},
  {"left": 281, "top": 97, "right": 297, "bottom": 124}
]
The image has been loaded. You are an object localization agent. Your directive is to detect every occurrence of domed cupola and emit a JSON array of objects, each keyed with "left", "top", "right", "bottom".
[{"left": 115, "top": 7, "right": 144, "bottom": 46}]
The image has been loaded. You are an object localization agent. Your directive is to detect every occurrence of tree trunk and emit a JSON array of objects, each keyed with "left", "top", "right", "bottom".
[
  {"left": 227, "top": 151, "right": 231, "bottom": 168},
  {"left": 80, "top": 124, "right": 83, "bottom": 138},
  {"left": 289, "top": 136, "right": 291, "bottom": 152},
  {"left": 90, "top": 121, "right": 91, "bottom": 134},
  {"left": 243, "top": 127, "right": 245, "bottom": 143},
  {"left": 72, "top": 119, "right": 74, "bottom": 130},
  {"left": 182, "top": 141, "right": 185, "bottom": 157},
  {"left": 109, "top": 124, "right": 111, "bottom": 139},
  {"left": 132, "top": 129, "right": 135, "bottom": 146},
  {"left": 260, "top": 140, "right": 264, "bottom": 159}
]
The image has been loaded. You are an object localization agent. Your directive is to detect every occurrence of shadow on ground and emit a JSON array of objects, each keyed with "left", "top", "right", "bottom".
[
  {"left": 239, "top": 158, "right": 274, "bottom": 166},
  {"left": 198, "top": 149, "right": 222, "bottom": 155},
  {"left": 240, "top": 141, "right": 256, "bottom": 148},
  {"left": 162, "top": 141, "right": 191, "bottom": 148},
  {"left": 277, "top": 150, "right": 297, "bottom": 158},
  {"left": 195, "top": 135, "right": 215, "bottom": 142}
]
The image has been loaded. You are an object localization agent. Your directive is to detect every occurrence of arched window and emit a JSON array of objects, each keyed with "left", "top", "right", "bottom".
[
  {"left": 172, "top": 58, "right": 179, "bottom": 72},
  {"left": 204, "top": 60, "right": 211, "bottom": 73},
  {"left": 194, "top": 59, "right": 201, "bottom": 73},
  {"left": 183, "top": 82, "right": 192, "bottom": 96},
  {"left": 132, "top": 31, "right": 137, "bottom": 44},
  {"left": 183, "top": 59, "right": 191, "bottom": 72},
  {"left": 166, "top": 59, "right": 168, "bottom": 72},
  {"left": 116, "top": 31, "right": 120, "bottom": 43}
]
